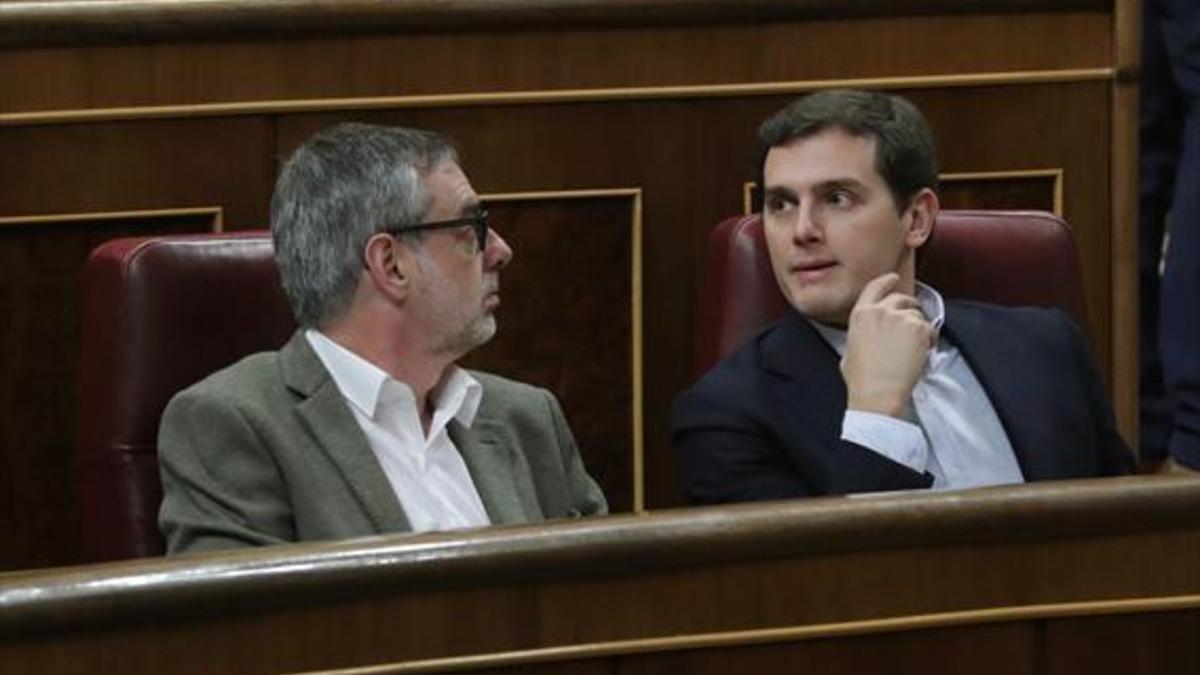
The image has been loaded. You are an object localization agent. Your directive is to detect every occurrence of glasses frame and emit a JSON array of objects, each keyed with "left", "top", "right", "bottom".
[{"left": 381, "top": 210, "right": 490, "bottom": 253}]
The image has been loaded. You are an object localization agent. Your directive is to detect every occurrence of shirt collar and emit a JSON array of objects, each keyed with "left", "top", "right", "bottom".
[
  {"left": 809, "top": 281, "right": 946, "bottom": 356},
  {"left": 304, "top": 329, "right": 482, "bottom": 427}
]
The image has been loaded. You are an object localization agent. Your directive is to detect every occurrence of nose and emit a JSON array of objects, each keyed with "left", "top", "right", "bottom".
[
  {"left": 791, "top": 204, "right": 822, "bottom": 245},
  {"left": 484, "top": 228, "right": 513, "bottom": 269}
]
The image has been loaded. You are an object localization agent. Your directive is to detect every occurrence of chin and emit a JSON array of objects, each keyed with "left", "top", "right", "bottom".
[
  {"left": 470, "top": 316, "right": 498, "bottom": 347},
  {"left": 792, "top": 296, "right": 850, "bottom": 326},
  {"left": 434, "top": 316, "right": 497, "bottom": 358}
]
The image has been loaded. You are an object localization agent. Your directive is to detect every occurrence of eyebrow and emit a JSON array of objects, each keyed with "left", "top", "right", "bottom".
[
  {"left": 762, "top": 186, "right": 798, "bottom": 202},
  {"left": 763, "top": 178, "right": 868, "bottom": 200},
  {"left": 819, "top": 178, "right": 868, "bottom": 193}
]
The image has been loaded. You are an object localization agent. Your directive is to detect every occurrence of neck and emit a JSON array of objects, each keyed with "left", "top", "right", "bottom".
[{"left": 320, "top": 318, "right": 453, "bottom": 431}]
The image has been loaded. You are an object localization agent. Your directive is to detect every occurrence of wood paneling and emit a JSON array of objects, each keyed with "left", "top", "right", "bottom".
[
  {"left": 1045, "top": 611, "right": 1200, "bottom": 674},
  {"left": 2, "top": 12, "right": 1111, "bottom": 114},
  {"left": 1110, "top": 0, "right": 1142, "bottom": 438},
  {"left": 0, "top": 1, "right": 1134, "bottom": 570},
  {"left": 620, "top": 625, "right": 1036, "bottom": 675},
  {"left": 462, "top": 194, "right": 639, "bottom": 512},
  {"left": 0, "top": 118, "right": 273, "bottom": 221},
  {"left": 940, "top": 172, "right": 1060, "bottom": 214}
]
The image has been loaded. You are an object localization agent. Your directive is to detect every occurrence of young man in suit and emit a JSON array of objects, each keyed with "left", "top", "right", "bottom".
[
  {"left": 672, "top": 90, "right": 1132, "bottom": 503},
  {"left": 159, "top": 123, "right": 606, "bottom": 553}
]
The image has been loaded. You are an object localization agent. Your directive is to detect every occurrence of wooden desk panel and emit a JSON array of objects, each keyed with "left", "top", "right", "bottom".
[{"left": 2, "top": 477, "right": 1198, "bottom": 674}]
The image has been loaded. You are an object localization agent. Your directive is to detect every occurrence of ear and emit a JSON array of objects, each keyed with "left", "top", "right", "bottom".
[
  {"left": 903, "top": 188, "right": 939, "bottom": 249},
  {"left": 363, "top": 233, "right": 413, "bottom": 303}
]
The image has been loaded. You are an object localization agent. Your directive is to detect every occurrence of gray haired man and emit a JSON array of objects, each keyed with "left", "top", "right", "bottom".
[{"left": 159, "top": 123, "right": 606, "bottom": 553}]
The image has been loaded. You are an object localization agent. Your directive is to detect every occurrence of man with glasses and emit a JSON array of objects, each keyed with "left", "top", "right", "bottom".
[
  {"left": 158, "top": 123, "right": 606, "bottom": 553},
  {"left": 672, "top": 90, "right": 1132, "bottom": 503}
]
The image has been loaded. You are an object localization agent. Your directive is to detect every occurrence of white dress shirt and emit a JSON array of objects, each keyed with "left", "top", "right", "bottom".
[
  {"left": 811, "top": 283, "right": 1026, "bottom": 490},
  {"left": 304, "top": 330, "right": 491, "bottom": 532}
]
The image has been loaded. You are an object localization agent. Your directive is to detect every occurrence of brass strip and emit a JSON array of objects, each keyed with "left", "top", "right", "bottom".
[
  {"left": 0, "top": 206, "right": 225, "bottom": 232},
  {"left": 938, "top": 168, "right": 1062, "bottom": 180},
  {"left": 630, "top": 190, "right": 645, "bottom": 513},
  {"left": 1056, "top": 171, "right": 1065, "bottom": 218},
  {"left": 289, "top": 593, "right": 1200, "bottom": 674},
  {"left": 742, "top": 181, "right": 756, "bottom": 216},
  {"left": 1, "top": 69, "right": 1114, "bottom": 128},
  {"left": 482, "top": 188, "right": 646, "bottom": 514},
  {"left": 743, "top": 169, "right": 1064, "bottom": 216}
]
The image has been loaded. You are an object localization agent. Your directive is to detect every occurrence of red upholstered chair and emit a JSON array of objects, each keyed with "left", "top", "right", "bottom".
[
  {"left": 694, "top": 210, "right": 1089, "bottom": 376},
  {"left": 76, "top": 231, "right": 295, "bottom": 562}
]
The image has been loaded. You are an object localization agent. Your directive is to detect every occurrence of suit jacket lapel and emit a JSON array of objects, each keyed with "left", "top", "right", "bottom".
[
  {"left": 449, "top": 417, "right": 532, "bottom": 525},
  {"left": 280, "top": 332, "right": 411, "bottom": 532},
  {"left": 942, "top": 302, "right": 1039, "bottom": 479},
  {"left": 760, "top": 312, "right": 851, "bottom": 443}
]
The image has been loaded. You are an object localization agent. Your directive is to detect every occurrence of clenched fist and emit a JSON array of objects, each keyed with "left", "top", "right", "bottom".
[{"left": 840, "top": 273, "right": 936, "bottom": 418}]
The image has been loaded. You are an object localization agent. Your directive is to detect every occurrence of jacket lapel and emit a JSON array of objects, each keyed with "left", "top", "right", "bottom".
[
  {"left": 760, "top": 312, "right": 851, "bottom": 444},
  {"left": 280, "top": 332, "right": 411, "bottom": 533},
  {"left": 449, "top": 417, "right": 533, "bottom": 525}
]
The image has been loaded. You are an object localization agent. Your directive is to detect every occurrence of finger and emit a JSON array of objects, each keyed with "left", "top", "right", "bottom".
[
  {"left": 893, "top": 307, "right": 931, "bottom": 327},
  {"left": 878, "top": 292, "right": 922, "bottom": 313},
  {"left": 855, "top": 272, "right": 900, "bottom": 308}
]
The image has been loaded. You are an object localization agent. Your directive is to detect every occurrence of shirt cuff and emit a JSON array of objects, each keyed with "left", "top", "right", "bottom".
[{"left": 841, "top": 410, "right": 930, "bottom": 474}]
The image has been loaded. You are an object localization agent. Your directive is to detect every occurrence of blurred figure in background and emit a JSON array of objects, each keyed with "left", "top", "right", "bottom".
[{"left": 1139, "top": 0, "right": 1200, "bottom": 471}]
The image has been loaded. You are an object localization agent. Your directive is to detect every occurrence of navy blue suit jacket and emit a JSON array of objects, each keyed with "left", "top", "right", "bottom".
[{"left": 671, "top": 301, "right": 1133, "bottom": 503}]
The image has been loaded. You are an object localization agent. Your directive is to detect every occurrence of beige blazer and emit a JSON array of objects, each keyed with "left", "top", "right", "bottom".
[{"left": 158, "top": 332, "right": 607, "bottom": 553}]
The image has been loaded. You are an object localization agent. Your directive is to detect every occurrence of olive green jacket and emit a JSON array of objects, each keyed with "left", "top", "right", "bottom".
[{"left": 158, "top": 332, "right": 607, "bottom": 554}]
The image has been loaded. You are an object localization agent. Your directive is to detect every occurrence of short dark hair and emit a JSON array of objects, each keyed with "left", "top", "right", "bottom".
[{"left": 757, "top": 89, "right": 939, "bottom": 212}]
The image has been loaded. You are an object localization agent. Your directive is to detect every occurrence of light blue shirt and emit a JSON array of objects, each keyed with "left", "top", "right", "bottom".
[{"left": 811, "top": 283, "right": 1026, "bottom": 490}]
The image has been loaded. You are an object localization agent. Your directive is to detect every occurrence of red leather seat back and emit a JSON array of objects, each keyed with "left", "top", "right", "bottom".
[
  {"left": 76, "top": 231, "right": 296, "bottom": 562},
  {"left": 694, "top": 210, "right": 1089, "bottom": 376}
]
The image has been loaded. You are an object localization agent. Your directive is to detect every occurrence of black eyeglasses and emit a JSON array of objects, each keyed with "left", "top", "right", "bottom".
[{"left": 382, "top": 210, "right": 490, "bottom": 253}]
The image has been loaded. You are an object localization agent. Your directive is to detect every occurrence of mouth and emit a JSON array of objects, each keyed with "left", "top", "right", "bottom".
[
  {"left": 483, "top": 285, "right": 500, "bottom": 309},
  {"left": 791, "top": 260, "right": 838, "bottom": 283}
]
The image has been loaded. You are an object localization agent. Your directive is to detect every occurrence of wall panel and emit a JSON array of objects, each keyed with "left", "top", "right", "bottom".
[
  {"left": 2, "top": 13, "right": 1111, "bottom": 115},
  {"left": 1045, "top": 611, "right": 1200, "bottom": 674},
  {"left": 463, "top": 192, "right": 640, "bottom": 512}
]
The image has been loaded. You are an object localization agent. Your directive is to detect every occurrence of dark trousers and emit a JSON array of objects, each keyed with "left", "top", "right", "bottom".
[{"left": 1141, "top": 0, "right": 1200, "bottom": 466}]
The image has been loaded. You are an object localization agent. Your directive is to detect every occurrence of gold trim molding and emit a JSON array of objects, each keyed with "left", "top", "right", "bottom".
[
  {"left": 290, "top": 593, "right": 1200, "bottom": 674},
  {"left": 1, "top": 69, "right": 1114, "bottom": 128},
  {"left": 0, "top": 206, "right": 225, "bottom": 232},
  {"left": 483, "top": 188, "right": 645, "bottom": 513}
]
